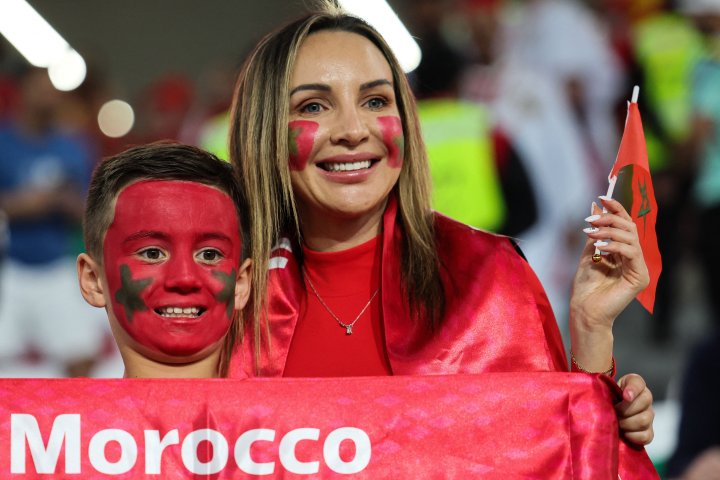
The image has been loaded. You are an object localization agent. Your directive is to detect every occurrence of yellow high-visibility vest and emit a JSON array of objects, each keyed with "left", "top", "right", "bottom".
[
  {"left": 418, "top": 98, "right": 506, "bottom": 231},
  {"left": 633, "top": 13, "right": 704, "bottom": 170}
]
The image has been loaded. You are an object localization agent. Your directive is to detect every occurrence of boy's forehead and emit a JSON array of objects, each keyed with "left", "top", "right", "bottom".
[
  {"left": 115, "top": 179, "right": 228, "bottom": 201},
  {"left": 108, "top": 179, "right": 239, "bottom": 229}
]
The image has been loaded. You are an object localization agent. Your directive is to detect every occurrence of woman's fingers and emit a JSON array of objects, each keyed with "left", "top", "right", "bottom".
[
  {"left": 616, "top": 374, "right": 655, "bottom": 446},
  {"left": 599, "top": 196, "right": 632, "bottom": 221}
]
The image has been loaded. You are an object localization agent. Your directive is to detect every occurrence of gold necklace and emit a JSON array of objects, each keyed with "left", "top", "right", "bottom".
[{"left": 303, "top": 271, "right": 379, "bottom": 335}]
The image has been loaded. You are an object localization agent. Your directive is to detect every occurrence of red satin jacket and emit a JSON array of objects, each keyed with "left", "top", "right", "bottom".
[
  {"left": 227, "top": 195, "right": 658, "bottom": 479},
  {"left": 229, "top": 195, "right": 567, "bottom": 378}
]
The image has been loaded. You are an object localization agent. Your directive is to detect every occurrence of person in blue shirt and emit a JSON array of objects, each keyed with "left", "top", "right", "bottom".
[{"left": 0, "top": 67, "right": 108, "bottom": 377}]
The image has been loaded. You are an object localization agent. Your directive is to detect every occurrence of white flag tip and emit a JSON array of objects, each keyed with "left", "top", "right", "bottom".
[{"left": 631, "top": 85, "right": 640, "bottom": 103}]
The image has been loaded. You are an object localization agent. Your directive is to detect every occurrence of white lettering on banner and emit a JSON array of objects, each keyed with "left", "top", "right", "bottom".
[
  {"left": 324, "top": 427, "right": 371, "bottom": 474},
  {"left": 144, "top": 429, "right": 179, "bottom": 474},
  {"left": 279, "top": 428, "right": 320, "bottom": 474},
  {"left": 88, "top": 429, "right": 137, "bottom": 474},
  {"left": 181, "top": 429, "right": 229, "bottom": 475},
  {"left": 11, "top": 414, "right": 81, "bottom": 474},
  {"left": 9, "top": 414, "right": 372, "bottom": 475},
  {"left": 235, "top": 429, "right": 276, "bottom": 475}
]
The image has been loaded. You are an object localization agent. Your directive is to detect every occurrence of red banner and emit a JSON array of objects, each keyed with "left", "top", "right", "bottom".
[{"left": 0, "top": 373, "right": 653, "bottom": 479}]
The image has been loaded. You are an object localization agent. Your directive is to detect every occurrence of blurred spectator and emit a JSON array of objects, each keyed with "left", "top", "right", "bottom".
[
  {"left": 130, "top": 73, "right": 194, "bottom": 143},
  {"left": 628, "top": 0, "right": 705, "bottom": 342},
  {"left": 504, "top": 0, "right": 624, "bottom": 175},
  {"left": 665, "top": 328, "right": 720, "bottom": 479},
  {"left": 410, "top": 0, "right": 510, "bottom": 232},
  {"left": 0, "top": 67, "right": 107, "bottom": 377},
  {"left": 179, "top": 63, "right": 237, "bottom": 148},
  {"left": 460, "top": 0, "right": 594, "bottom": 330},
  {"left": 682, "top": 0, "right": 720, "bottom": 325}
]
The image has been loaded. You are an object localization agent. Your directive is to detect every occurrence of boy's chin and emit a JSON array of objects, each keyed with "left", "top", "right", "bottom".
[{"left": 135, "top": 337, "right": 227, "bottom": 365}]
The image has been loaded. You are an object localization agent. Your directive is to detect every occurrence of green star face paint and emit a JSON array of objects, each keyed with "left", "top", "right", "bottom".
[
  {"left": 377, "top": 116, "right": 404, "bottom": 168},
  {"left": 103, "top": 180, "right": 242, "bottom": 359},
  {"left": 288, "top": 120, "right": 319, "bottom": 171}
]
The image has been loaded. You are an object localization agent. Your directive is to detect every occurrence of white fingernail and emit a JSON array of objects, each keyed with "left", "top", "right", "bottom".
[
  {"left": 594, "top": 240, "right": 608, "bottom": 247},
  {"left": 583, "top": 227, "right": 599, "bottom": 233},
  {"left": 585, "top": 214, "right": 601, "bottom": 222},
  {"left": 598, "top": 195, "right": 612, "bottom": 201},
  {"left": 590, "top": 201, "right": 598, "bottom": 214}
]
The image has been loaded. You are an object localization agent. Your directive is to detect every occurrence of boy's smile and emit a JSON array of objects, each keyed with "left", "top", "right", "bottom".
[{"left": 102, "top": 180, "right": 242, "bottom": 359}]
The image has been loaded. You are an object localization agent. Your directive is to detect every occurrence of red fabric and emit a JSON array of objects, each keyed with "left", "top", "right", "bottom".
[
  {"left": 610, "top": 102, "right": 662, "bottom": 313},
  {"left": 283, "top": 236, "right": 391, "bottom": 376},
  {"left": 228, "top": 195, "right": 658, "bottom": 479},
  {"left": 1, "top": 373, "right": 636, "bottom": 479},
  {"left": 229, "top": 194, "right": 567, "bottom": 377}
]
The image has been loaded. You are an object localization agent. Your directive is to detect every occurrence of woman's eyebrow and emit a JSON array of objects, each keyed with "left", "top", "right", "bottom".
[
  {"left": 290, "top": 83, "right": 330, "bottom": 96},
  {"left": 359, "top": 79, "right": 392, "bottom": 91}
]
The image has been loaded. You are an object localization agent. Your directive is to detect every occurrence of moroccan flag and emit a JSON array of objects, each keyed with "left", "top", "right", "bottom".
[{"left": 609, "top": 92, "right": 662, "bottom": 313}]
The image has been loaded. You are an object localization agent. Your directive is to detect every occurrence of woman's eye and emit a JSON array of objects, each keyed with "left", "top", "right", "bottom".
[
  {"left": 197, "top": 249, "right": 223, "bottom": 263},
  {"left": 366, "top": 97, "right": 387, "bottom": 109},
  {"left": 301, "top": 102, "right": 324, "bottom": 114},
  {"left": 138, "top": 248, "right": 165, "bottom": 261}
]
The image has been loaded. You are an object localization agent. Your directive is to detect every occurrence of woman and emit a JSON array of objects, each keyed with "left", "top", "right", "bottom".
[{"left": 227, "top": 2, "right": 653, "bottom": 446}]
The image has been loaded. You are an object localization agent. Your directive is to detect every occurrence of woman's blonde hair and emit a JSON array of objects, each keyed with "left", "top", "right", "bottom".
[{"left": 229, "top": 2, "right": 444, "bottom": 368}]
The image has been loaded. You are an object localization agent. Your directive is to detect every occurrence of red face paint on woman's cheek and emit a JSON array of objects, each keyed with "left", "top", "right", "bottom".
[
  {"left": 103, "top": 180, "right": 242, "bottom": 359},
  {"left": 288, "top": 120, "right": 319, "bottom": 171},
  {"left": 378, "top": 116, "right": 404, "bottom": 168}
]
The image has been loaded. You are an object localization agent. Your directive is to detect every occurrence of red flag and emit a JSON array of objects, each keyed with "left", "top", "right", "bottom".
[{"left": 609, "top": 98, "right": 662, "bottom": 313}]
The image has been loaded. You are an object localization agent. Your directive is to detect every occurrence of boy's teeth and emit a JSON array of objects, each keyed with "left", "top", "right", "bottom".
[
  {"left": 159, "top": 306, "right": 200, "bottom": 317},
  {"left": 326, "top": 160, "right": 371, "bottom": 172}
]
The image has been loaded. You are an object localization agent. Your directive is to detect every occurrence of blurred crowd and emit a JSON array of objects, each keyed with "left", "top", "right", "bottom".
[{"left": 0, "top": 0, "right": 718, "bottom": 477}]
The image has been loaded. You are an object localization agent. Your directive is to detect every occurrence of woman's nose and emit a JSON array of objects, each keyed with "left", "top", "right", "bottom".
[{"left": 329, "top": 106, "right": 370, "bottom": 146}]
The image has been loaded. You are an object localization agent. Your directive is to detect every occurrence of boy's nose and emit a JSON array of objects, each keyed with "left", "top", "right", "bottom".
[{"left": 164, "top": 257, "right": 202, "bottom": 292}]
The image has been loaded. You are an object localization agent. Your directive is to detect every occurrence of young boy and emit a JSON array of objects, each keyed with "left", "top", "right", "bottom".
[{"left": 77, "top": 143, "right": 251, "bottom": 378}]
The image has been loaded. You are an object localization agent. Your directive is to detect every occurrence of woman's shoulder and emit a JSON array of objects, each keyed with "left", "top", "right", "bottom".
[{"left": 433, "top": 212, "right": 521, "bottom": 260}]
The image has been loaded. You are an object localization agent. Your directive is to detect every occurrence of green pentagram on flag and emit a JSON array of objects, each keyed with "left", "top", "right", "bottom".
[
  {"left": 637, "top": 177, "right": 651, "bottom": 235},
  {"left": 114, "top": 264, "right": 152, "bottom": 322}
]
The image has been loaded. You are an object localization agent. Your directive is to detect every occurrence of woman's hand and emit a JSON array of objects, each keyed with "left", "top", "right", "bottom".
[
  {"left": 616, "top": 373, "right": 654, "bottom": 445},
  {"left": 569, "top": 196, "right": 650, "bottom": 373},
  {"left": 571, "top": 197, "right": 650, "bottom": 330}
]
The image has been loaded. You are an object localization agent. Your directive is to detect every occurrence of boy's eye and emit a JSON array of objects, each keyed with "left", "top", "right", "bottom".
[
  {"left": 138, "top": 248, "right": 165, "bottom": 261},
  {"left": 197, "top": 249, "right": 223, "bottom": 263}
]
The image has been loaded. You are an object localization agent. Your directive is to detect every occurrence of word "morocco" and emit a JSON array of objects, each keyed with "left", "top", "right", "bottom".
[{"left": 10, "top": 414, "right": 371, "bottom": 475}]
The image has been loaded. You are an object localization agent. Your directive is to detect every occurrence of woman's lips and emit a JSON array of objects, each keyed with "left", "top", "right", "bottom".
[{"left": 316, "top": 153, "right": 380, "bottom": 183}]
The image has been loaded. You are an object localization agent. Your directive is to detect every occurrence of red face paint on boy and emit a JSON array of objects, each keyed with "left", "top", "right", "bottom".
[
  {"left": 102, "top": 180, "right": 242, "bottom": 358},
  {"left": 288, "top": 120, "right": 319, "bottom": 171},
  {"left": 377, "top": 115, "right": 404, "bottom": 168}
]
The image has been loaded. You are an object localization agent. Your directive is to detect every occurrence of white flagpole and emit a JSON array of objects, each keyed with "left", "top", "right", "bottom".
[{"left": 593, "top": 86, "right": 639, "bottom": 260}]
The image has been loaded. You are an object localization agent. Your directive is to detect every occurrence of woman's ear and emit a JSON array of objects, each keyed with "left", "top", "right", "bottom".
[
  {"left": 77, "top": 253, "right": 107, "bottom": 308},
  {"left": 234, "top": 258, "right": 252, "bottom": 312}
]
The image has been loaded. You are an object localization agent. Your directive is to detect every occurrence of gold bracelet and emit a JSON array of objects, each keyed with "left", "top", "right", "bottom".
[{"left": 570, "top": 351, "right": 615, "bottom": 376}]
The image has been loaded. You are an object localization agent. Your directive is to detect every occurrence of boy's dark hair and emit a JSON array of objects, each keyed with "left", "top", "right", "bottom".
[{"left": 84, "top": 142, "right": 249, "bottom": 263}]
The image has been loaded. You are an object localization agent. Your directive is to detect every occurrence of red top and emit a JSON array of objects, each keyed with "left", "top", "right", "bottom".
[{"left": 283, "top": 236, "right": 392, "bottom": 377}]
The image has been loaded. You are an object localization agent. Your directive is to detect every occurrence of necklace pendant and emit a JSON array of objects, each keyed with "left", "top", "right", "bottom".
[{"left": 345, "top": 325, "right": 353, "bottom": 335}]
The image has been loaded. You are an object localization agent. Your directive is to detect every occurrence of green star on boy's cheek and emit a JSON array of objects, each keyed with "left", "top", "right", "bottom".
[
  {"left": 212, "top": 269, "right": 236, "bottom": 319},
  {"left": 289, "top": 127, "right": 301, "bottom": 156},
  {"left": 114, "top": 264, "right": 153, "bottom": 323}
]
